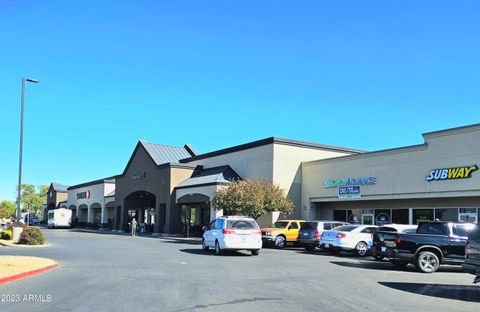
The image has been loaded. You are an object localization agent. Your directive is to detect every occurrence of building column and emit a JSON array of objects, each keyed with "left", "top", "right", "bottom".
[
  {"left": 87, "top": 206, "right": 92, "bottom": 223},
  {"left": 101, "top": 205, "right": 107, "bottom": 224}
]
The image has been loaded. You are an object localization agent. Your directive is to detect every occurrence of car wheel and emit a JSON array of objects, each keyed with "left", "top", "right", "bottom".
[
  {"left": 274, "top": 236, "right": 286, "bottom": 249},
  {"left": 354, "top": 242, "right": 368, "bottom": 257},
  {"left": 373, "top": 255, "right": 385, "bottom": 260},
  {"left": 390, "top": 259, "right": 409, "bottom": 268},
  {"left": 215, "top": 240, "right": 222, "bottom": 256},
  {"left": 202, "top": 239, "right": 209, "bottom": 252},
  {"left": 305, "top": 245, "right": 315, "bottom": 252},
  {"left": 251, "top": 249, "right": 260, "bottom": 256},
  {"left": 416, "top": 251, "right": 440, "bottom": 273}
]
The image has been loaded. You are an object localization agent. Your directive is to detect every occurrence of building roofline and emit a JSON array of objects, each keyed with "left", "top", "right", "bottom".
[
  {"left": 180, "top": 137, "right": 364, "bottom": 163},
  {"left": 67, "top": 176, "right": 117, "bottom": 190},
  {"left": 303, "top": 143, "right": 428, "bottom": 166},
  {"left": 422, "top": 123, "right": 480, "bottom": 138}
]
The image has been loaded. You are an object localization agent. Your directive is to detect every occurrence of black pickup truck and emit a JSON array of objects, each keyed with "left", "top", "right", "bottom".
[{"left": 372, "top": 221, "right": 476, "bottom": 273}]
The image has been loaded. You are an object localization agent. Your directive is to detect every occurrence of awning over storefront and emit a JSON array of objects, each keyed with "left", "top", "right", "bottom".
[{"left": 176, "top": 165, "right": 242, "bottom": 190}]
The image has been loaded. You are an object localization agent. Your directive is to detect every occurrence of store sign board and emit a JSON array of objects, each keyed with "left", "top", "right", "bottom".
[
  {"left": 132, "top": 172, "right": 147, "bottom": 181},
  {"left": 324, "top": 176, "right": 376, "bottom": 188},
  {"left": 427, "top": 164, "right": 478, "bottom": 182},
  {"left": 338, "top": 186, "right": 361, "bottom": 199},
  {"left": 77, "top": 190, "right": 91, "bottom": 200}
]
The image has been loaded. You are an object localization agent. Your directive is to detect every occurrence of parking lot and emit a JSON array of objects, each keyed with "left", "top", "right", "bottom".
[{"left": 0, "top": 229, "right": 478, "bottom": 312}]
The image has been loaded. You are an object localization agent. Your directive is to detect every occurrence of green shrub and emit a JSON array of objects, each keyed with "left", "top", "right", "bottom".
[
  {"left": 18, "top": 227, "right": 45, "bottom": 245},
  {"left": 1, "top": 229, "right": 12, "bottom": 240}
]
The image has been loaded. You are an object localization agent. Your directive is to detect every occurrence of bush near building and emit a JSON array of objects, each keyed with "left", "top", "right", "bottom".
[
  {"left": 18, "top": 227, "right": 45, "bottom": 245},
  {"left": 1, "top": 229, "right": 12, "bottom": 240},
  {"left": 212, "top": 180, "right": 294, "bottom": 220}
]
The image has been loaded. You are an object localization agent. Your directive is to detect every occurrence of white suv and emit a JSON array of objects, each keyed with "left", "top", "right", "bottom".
[{"left": 202, "top": 216, "right": 262, "bottom": 256}]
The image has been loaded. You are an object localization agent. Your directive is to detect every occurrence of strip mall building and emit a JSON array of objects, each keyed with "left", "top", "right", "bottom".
[{"left": 48, "top": 123, "right": 480, "bottom": 233}]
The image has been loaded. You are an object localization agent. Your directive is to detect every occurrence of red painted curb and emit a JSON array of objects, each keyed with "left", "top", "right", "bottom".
[{"left": 0, "top": 263, "right": 59, "bottom": 285}]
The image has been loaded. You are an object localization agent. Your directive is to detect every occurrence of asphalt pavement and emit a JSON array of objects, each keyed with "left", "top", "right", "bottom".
[{"left": 0, "top": 229, "right": 478, "bottom": 312}]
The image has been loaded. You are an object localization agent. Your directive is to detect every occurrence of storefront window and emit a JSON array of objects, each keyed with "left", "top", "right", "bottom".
[
  {"left": 435, "top": 208, "right": 458, "bottom": 222},
  {"left": 413, "top": 209, "right": 434, "bottom": 224},
  {"left": 348, "top": 209, "right": 362, "bottom": 224},
  {"left": 375, "top": 209, "right": 391, "bottom": 226},
  {"left": 392, "top": 209, "right": 409, "bottom": 224},
  {"left": 333, "top": 210, "right": 347, "bottom": 222}
]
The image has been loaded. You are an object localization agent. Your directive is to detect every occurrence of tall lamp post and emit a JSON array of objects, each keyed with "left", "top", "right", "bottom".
[{"left": 16, "top": 77, "right": 39, "bottom": 224}]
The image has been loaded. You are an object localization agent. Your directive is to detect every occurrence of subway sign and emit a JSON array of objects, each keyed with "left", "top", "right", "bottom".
[{"left": 427, "top": 164, "right": 478, "bottom": 182}]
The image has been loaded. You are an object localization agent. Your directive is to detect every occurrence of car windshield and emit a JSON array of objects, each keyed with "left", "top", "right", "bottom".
[
  {"left": 271, "top": 221, "right": 289, "bottom": 228},
  {"left": 333, "top": 225, "right": 358, "bottom": 232},
  {"left": 227, "top": 220, "right": 259, "bottom": 230},
  {"left": 300, "top": 222, "right": 317, "bottom": 230}
]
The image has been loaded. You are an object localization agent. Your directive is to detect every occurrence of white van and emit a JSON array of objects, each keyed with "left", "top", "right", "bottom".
[
  {"left": 47, "top": 208, "right": 72, "bottom": 229},
  {"left": 202, "top": 216, "right": 262, "bottom": 256}
]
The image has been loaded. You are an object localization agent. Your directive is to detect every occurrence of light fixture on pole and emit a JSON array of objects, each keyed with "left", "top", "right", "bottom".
[{"left": 16, "top": 77, "right": 39, "bottom": 224}]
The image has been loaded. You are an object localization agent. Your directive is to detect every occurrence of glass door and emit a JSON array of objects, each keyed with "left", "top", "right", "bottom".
[{"left": 362, "top": 214, "right": 374, "bottom": 225}]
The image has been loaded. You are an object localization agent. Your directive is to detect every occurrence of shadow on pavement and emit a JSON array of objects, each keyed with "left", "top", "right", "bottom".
[
  {"left": 179, "top": 248, "right": 252, "bottom": 257},
  {"left": 330, "top": 260, "right": 464, "bottom": 273},
  {"left": 159, "top": 239, "right": 202, "bottom": 245},
  {"left": 378, "top": 282, "right": 480, "bottom": 302}
]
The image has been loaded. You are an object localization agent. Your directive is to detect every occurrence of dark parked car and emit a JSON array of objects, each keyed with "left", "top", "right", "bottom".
[
  {"left": 373, "top": 221, "right": 476, "bottom": 273},
  {"left": 297, "top": 221, "right": 349, "bottom": 252},
  {"left": 371, "top": 224, "right": 418, "bottom": 260},
  {"left": 463, "top": 224, "right": 480, "bottom": 284}
]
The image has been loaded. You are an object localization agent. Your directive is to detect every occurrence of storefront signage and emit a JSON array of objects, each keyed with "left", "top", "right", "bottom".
[
  {"left": 324, "top": 176, "right": 376, "bottom": 188},
  {"left": 427, "top": 164, "right": 478, "bottom": 182},
  {"left": 132, "top": 172, "right": 147, "bottom": 181},
  {"left": 77, "top": 190, "right": 91, "bottom": 200},
  {"left": 338, "top": 186, "right": 361, "bottom": 199}
]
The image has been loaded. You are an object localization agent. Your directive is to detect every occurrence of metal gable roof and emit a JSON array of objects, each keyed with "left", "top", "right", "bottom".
[
  {"left": 176, "top": 165, "right": 242, "bottom": 188},
  {"left": 140, "top": 140, "right": 193, "bottom": 166},
  {"left": 51, "top": 183, "right": 68, "bottom": 192}
]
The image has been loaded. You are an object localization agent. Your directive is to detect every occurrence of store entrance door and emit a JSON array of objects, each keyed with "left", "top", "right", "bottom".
[
  {"left": 362, "top": 214, "right": 374, "bottom": 225},
  {"left": 459, "top": 213, "right": 477, "bottom": 223}
]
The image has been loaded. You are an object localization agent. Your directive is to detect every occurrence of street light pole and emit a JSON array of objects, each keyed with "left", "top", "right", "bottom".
[{"left": 16, "top": 77, "right": 39, "bottom": 224}]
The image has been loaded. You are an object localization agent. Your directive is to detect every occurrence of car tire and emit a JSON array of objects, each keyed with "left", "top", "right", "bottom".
[
  {"left": 390, "top": 259, "right": 409, "bottom": 268},
  {"left": 215, "top": 240, "right": 222, "bottom": 256},
  {"left": 416, "top": 251, "right": 440, "bottom": 273},
  {"left": 305, "top": 245, "right": 315, "bottom": 252},
  {"left": 251, "top": 249, "right": 260, "bottom": 256},
  {"left": 202, "top": 239, "right": 209, "bottom": 252},
  {"left": 354, "top": 242, "right": 368, "bottom": 257},
  {"left": 274, "top": 236, "right": 286, "bottom": 249}
]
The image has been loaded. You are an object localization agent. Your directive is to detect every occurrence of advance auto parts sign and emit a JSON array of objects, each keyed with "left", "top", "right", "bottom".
[{"left": 427, "top": 165, "right": 478, "bottom": 182}]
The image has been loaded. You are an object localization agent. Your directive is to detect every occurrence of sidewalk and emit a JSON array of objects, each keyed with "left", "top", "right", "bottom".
[
  {"left": 0, "top": 256, "right": 58, "bottom": 285},
  {"left": 70, "top": 228, "right": 202, "bottom": 244}
]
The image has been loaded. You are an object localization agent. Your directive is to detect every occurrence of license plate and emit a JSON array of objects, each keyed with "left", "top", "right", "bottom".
[
  {"left": 381, "top": 247, "right": 386, "bottom": 252},
  {"left": 324, "top": 244, "right": 330, "bottom": 248}
]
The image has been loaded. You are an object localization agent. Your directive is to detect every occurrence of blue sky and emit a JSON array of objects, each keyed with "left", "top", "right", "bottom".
[{"left": 0, "top": 1, "right": 479, "bottom": 201}]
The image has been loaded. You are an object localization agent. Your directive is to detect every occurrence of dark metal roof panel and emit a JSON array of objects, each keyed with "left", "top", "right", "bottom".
[
  {"left": 51, "top": 183, "right": 68, "bottom": 192},
  {"left": 141, "top": 141, "right": 193, "bottom": 166}
]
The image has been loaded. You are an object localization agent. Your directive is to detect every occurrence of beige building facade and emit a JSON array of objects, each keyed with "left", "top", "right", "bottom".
[{"left": 302, "top": 124, "right": 480, "bottom": 225}]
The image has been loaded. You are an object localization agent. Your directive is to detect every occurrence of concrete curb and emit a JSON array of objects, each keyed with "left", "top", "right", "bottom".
[{"left": 0, "top": 263, "right": 59, "bottom": 285}]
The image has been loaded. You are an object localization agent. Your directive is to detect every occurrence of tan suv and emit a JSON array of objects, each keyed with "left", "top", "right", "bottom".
[{"left": 261, "top": 219, "right": 305, "bottom": 249}]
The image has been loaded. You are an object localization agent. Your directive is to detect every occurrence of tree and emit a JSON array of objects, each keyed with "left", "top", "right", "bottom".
[
  {"left": 17, "top": 184, "right": 48, "bottom": 216},
  {"left": 212, "top": 180, "right": 294, "bottom": 220},
  {"left": 0, "top": 200, "right": 16, "bottom": 219}
]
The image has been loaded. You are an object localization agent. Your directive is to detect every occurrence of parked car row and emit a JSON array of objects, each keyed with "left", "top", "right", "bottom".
[{"left": 202, "top": 216, "right": 480, "bottom": 282}]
